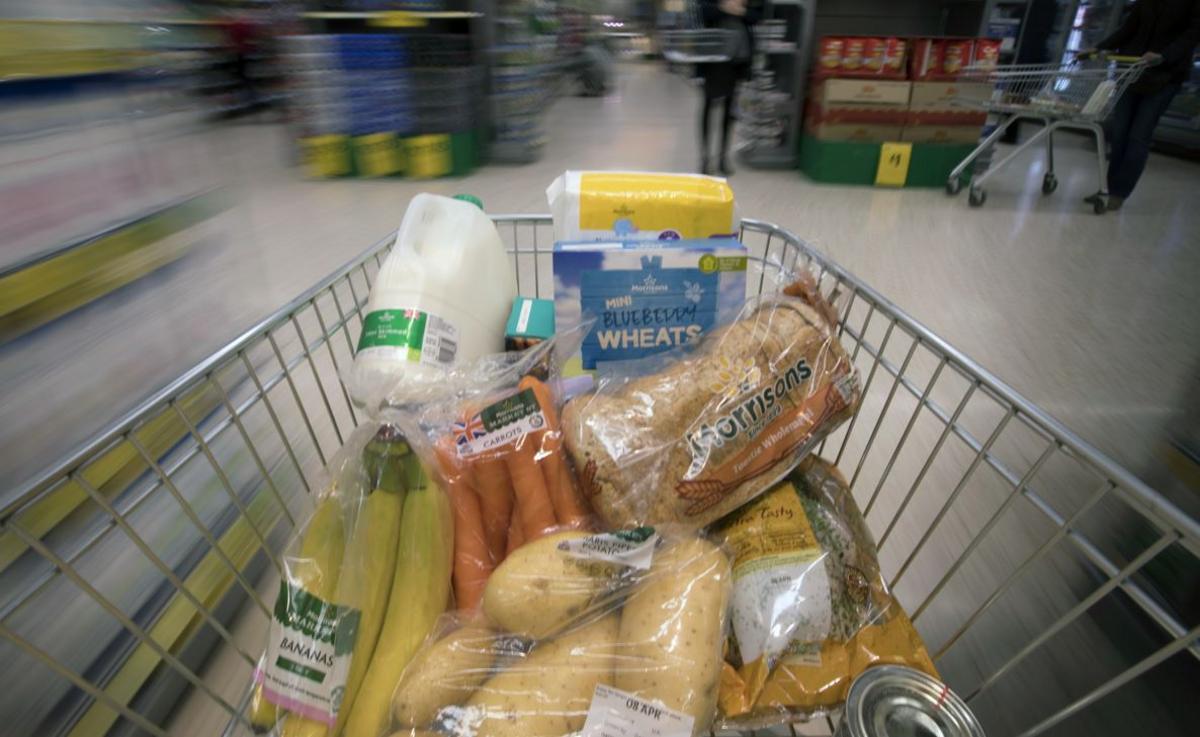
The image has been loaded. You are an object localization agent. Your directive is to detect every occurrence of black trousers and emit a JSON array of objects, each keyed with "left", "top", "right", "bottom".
[
  {"left": 699, "top": 63, "right": 743, "bottom": 159},
  {"left": 1105, "top": 83, "right": 1181, "bottom": 199}
]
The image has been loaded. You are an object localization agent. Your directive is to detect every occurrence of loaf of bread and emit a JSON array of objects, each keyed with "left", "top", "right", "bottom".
[{"left": 561, "top": 297, "right": 860, "bottom": 530}]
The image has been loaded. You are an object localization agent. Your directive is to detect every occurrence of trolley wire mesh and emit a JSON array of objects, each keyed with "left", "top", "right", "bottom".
[{"left": 0, "top": 217, "right": 1195, "bottom": 737}]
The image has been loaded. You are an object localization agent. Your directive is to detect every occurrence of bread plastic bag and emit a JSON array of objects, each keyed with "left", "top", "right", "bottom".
[
  {"left": 561, "top": 280, "right": 861, "bottom": 532},
  {"left": 547, "top": 170, "right": 739, "bottom": 242},
  {"left": 384, "top": 531, "right": 732, "bottom": 737},
  {"left": 399, "top": 333, "right": 596, "bottom": 612},
  {"left": 245, "top": 423, "right": 412, "bottom": 733},
  {"left": 715, "top": 457, "right": 937, "bottom": 727}
]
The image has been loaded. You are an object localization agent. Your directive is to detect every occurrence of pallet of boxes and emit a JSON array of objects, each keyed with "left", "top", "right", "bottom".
[{"left": 800, "top": 36, "right": 1000, "bottom": 187}]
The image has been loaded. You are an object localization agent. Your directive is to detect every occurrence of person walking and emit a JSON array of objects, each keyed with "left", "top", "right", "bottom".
[
  {"left": 1083, "top": 0, "right": 1200, "bottom": 211},
  {"left": 699, "top": 0, "right": 761, "bottom": 175}
]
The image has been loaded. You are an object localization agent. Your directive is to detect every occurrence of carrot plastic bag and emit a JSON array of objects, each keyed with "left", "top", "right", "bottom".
[{"left": 398, "top": 332, "right": 596, "bottom": 611}]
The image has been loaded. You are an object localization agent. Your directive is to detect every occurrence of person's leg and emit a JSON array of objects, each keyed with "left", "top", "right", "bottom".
[
  {"left": 1101, "top": 88, "right": 1138, "bottom": 194},
  {"left": 1107, "top": 83, "right": 1180, "bottom": 205},
  {"left": 699, "top": 86, "right": 714, "bottom": 173},
  {"left": 719, "top": 84, "right": 736, "bottom": 175}
]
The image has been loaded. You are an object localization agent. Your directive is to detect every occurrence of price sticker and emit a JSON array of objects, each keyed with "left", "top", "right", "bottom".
[
  {"left": 405, "top": 134, "right": 452, "bottom": 179},
  {"left": 581, "top": 684, "right": 694, "bottom": 737},
  {"left": 874, "top": 141, "right": 912, "bottom": 187}
]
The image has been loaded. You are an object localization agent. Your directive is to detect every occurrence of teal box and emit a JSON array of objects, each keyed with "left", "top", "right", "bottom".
[{"left": 506, "top": 297, "right": 556, "bottom": 342}]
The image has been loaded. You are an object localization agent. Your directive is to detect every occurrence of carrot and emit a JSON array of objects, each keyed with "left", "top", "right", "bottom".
[
  {"left": 435, "top": 438, "right": 491, "bottom": 610},
  {"left": 505, "top": 497, "right": 525, "bottom": 556},
  {"left": 474, "top": 459, "right": 513, "bottom": 563},
  {"left": 472, "top": 455, "right": 514, "bottom": 564},
  {"left": 519, "top": 375, "right": 590, "bottom": 529},
  {"left": 505, "top": 430, "right": 557, "bottom": 541}
]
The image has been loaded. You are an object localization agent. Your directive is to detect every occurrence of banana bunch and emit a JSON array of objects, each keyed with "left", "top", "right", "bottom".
[{"left": 251, "top": 425, "right": 453, "bottom": 737}]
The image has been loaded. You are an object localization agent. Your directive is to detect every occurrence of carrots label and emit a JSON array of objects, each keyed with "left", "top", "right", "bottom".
[
  {"left": 454, "top": 389, "right": 546, "bottom": 458},
  {"left": 557, "top": 527, "right": 659, "bottom": 570}
]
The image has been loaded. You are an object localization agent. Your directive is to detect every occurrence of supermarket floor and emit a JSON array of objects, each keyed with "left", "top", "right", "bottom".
[
  {"left": 2, "top": 61, "right": 1199, "bottom": 737},
  {"left": 4, "top": 61, "right": 1197, "bottom": 502}
]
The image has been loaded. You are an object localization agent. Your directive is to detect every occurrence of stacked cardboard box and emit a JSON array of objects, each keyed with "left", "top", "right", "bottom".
[
  {"left": 805, "top": 78, "right": 912, "bottom": 142},
  {"left": 804, "top": 35, "right": 999, "bottom": 145},
  {"left": 903, "top": 81, "right": 991, "bottom": 143}
]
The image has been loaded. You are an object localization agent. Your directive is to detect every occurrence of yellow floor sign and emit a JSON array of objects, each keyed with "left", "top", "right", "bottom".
[{"left": 875, "top": 141, "right": 913, "bottom": 187}]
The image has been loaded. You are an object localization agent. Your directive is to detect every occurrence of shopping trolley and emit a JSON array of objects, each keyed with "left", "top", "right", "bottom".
[
  {"left": 946, "top": 56, "right": 1146, "bottom": 213},
  {"left": 660, "top": 29, "right": 736, "bottom": 64},
  {"left": 2, "top": 216, "right": 1196, "bottom": 737}
]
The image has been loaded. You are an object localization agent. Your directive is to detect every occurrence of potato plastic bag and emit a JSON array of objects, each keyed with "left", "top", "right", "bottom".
[
  {"left": 248, "top": 423, "right": 427, "bottom": 734},
  {"left": 716, "top": 457, "right": 936, "bottom": 727},
  {"left": 562, "top": 283, "right": 861, "bottom": 532},
  {"left": 387, "top": 532, "right": 732, "bottom": 737},
  {"left": 403, "top": 335, "right": 597, "bottom": 612}
]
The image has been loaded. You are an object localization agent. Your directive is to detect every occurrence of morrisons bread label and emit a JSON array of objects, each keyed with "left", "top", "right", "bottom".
[{"left": 678, "top": 366, "right": 858, "bottom": 518}]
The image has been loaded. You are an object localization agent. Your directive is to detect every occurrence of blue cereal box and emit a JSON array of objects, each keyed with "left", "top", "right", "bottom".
[{"left": 553, "top": 239, "right": 748, "bottom": 375}]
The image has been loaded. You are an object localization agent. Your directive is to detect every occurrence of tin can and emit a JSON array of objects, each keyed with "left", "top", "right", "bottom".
[
  {"left": 974, "top": 38, "right": 1001, "bottom": 69},
  {"left": 942, "top": 40, "right": 974, "bottom": 76},
  {"left": 885, "top": 38, "right": 906, "bottom": 74},
  {"left": 836, "top": 666, "right": 985, "bottom": 737},
  {"left": 863, "top": 38, "right": 886, "bottom": 72},
  {"left": 819, "top": 37, "right": 844, "bottom": 71},
  {"left": 843, "top": 38, "right": 865, "bottom": 71}
]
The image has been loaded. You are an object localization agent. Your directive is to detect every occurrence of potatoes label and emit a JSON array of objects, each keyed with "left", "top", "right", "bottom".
[{"left": 557, "top": 527, "right": 659, "bottom": 570}]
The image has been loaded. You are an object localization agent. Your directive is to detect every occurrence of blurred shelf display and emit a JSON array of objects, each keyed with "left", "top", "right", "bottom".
[
  {"left": 488, "top": 0, "right": 560, "bottom": 164},
  {"left": 739, "top": 0, "right": 816, "bottom": 169},
  {"left": 0, "top": 3, "right": 225, "bottom": 342},
  {"left": 284, "top": 0, "right": 489, "bottom": 178}
]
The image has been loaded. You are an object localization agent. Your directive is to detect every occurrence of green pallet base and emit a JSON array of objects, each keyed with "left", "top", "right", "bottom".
[{"left": 798, "top": 134, "right": 975, "bottom": 188}]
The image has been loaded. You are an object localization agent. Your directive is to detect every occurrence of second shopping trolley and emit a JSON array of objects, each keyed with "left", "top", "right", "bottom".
[{"left": 946, "top": 55, "right": 1145, "bottom": 213}]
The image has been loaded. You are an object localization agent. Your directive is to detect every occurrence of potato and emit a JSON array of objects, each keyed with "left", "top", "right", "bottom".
[
  {"left": 482, "top": 531, "right": 617, "bottom": 638},
  {"left": 386, "top": 731, "right": 443, "bottom": 737},
  {"left": 392, "top": 623, "right": 497, "bottom": 728},
  {"left": 615, "top": 537, "right": 731, "bottom": 734},
  {"left": 463, "top": 613, "right": 619, "bottom": 737}
]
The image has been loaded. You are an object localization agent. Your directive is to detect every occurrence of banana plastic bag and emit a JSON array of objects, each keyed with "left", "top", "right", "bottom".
[
  {"left": 715, "top": 457, "right": 936, "bottom": 727},
  {"left": 248, "top": 422, "right": 454, "bottom": 737},
  {"left": 385, "top": 532, "right": 732, "bottom": 737}
]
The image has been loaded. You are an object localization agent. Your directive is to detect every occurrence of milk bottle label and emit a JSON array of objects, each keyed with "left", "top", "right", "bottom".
[{"left": 357, "top": 308, "right": 459, "bottom": 366}]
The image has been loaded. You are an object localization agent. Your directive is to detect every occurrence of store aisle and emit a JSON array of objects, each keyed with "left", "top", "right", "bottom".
[{"left": 3, "top": 60, "right": 1198, "bottom": 509}]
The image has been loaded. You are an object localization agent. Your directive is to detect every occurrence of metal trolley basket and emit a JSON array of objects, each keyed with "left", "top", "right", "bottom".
[
  {"left": 946, "top": 57, "right": 1146, "bottom": 213},
  {"left": 2, "top": 217, "right": 1197, "bottom": 737}
]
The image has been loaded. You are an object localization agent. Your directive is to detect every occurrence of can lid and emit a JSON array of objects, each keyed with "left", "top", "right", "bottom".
[
  {"left": 842, "top": 666, "right": 984, "bottom": 737},
  {"left": 453, "top": 194, "right": 483, "bottom": 210}
]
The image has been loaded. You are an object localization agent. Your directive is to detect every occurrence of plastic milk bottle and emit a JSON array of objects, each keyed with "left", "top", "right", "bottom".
[{"left": 350, "top": 193, "right": 516, "bottom": 407}]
